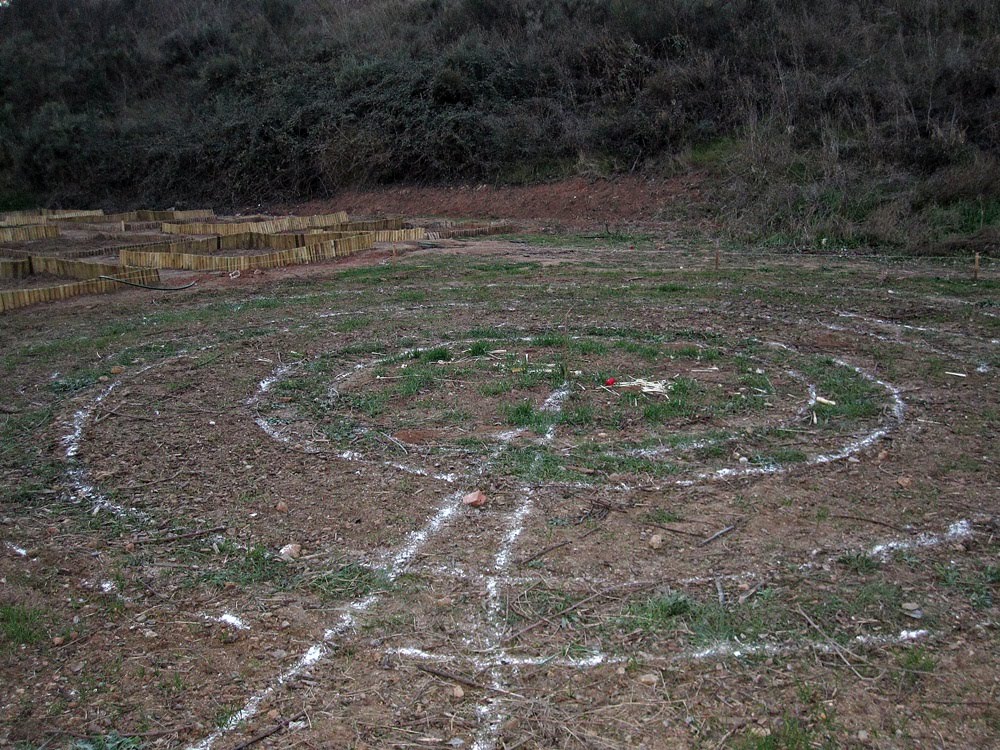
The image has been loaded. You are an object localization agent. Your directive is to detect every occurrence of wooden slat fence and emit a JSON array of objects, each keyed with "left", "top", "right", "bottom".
[
  {"left": 120, "top": 233, "right": 374, "bottom": 271},
  {"left": 161, "top": 212, "right": 350, "bottom": 236},
  {"left": 0, "top": 268, "right": 162, "bottom": 313},
  {"left": 0, "top": 258, "right": 31, "bottom": 279},
  {"left": 0, "top": 225, "right": 61, "bottom": 242}
]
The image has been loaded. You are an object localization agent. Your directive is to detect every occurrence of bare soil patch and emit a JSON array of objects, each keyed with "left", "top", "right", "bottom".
[{"left": 293, "top": 174, "right": 707, "bottom": 228}]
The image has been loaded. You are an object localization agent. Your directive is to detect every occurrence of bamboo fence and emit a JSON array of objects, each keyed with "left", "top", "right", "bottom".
[
  {"left": 0, "top": 267, "right": 162, "bottom": 313},
  {"left": 161, "top": 212, "right": 350, "bottom": 236},
  {"left": 54, "top": 209, "right": 215, "bottom": 225},
  {"left": 114, "top": 230, "right": 372, "bottom": 258},
  {"left": 0, "top": 258, "right": 31, "bottom": 279},
  {"left": 426, "top": 223, "right": 515, "bottom": 239},
  {"left": 120, "top": 233, "right": 374, "bottom": 271},
  {"left": 28, "top": 257, "right": 123, "bottom": 280},
  {"left": 0, "top": 209, "right": 102, "bottom": 226},
  {"left": 0, "top": 244, "right": 124, "bottom": 261},
  {"left": 371, "top": 228, "right": 428, "bottom": 242},
  {"left": 0, "top": 224, "right": 61, "bottom": 242}
]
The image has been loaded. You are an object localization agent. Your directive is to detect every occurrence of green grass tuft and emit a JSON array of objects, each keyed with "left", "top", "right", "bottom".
[{"left": 1, "top": 604, "right": 45, "bottom": 646}]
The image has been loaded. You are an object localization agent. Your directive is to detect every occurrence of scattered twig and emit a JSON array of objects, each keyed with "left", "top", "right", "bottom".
[
  {"left": 94, "top": 407, "right": 157, "bottom": 424},
  {"left": 503, "top": 579, "right": 659, "bottom": 644},
  {"left": 738, "top": 580, "right": 766, "bottom": 605},
  {"left": 136, "top": 524, "right": 226, "bottom": 546},
  {"left": 699, "top": 525, "right": 736, "bottom": 547},
  {"left": 139, "top": 577, "right": 172, "bottom": 602},
  {"left": 644, "top": 522, "right": 703, "bottom": 538},
  {"left": 416, "top": 665, "right": 524, "bottom": 698},
  {"left": 230, "top": 711, "right": 306, "bottom": 750},
  {"left": 714, "top": 578, "right": 726, "bottom": 605},
  {"left": 517, "top": 540, "right": 570, "bottom": 567},
  {"left": 518, "top": 528, "right": 599, "bottom": 566},
  {"left": 379, "top": 431, "right": 409, "bottom": 454},
  {"left": 796, "top": 606, "right": 871, "bottom": 681},
  {"left": 828, "top": 513, "right": 908, "bottom": 533},
  {"left": 127, "top": 467, "right": 187, "bottom": 488},
  {"left": 47, "top": 726, "right": 186, "bottom": 740},
  {"left": 416, "top": 664, "right": 485, "bottom": 692}
]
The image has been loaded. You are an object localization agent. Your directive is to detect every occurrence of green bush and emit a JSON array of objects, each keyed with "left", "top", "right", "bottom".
[{"left": 0, "top": 0, "right": 996, "bottom": 239}]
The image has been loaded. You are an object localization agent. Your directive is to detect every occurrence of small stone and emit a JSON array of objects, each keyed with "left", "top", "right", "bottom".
[
  {"left": 275, "top": 501, "right": 289, "bottom": 513},
  {"left": 451, "top": 685, "right": 464, "bottom": 700},
  {"left": 110, "top": 366, "right": 125, "bottom": 375},
  {"left": 124, "top": 541, "right": 134, "bottom": 553},
  {"left": 648, "top": 534, "right": 664, "bottom": 550},
  {"left": 877, "top": 450, "right": 889, "bottom": 462},
  {"left": 858, "top": 730, "right": 870, "bottom": 742},
  {"left": 52, "top": 636, "right": 65, "bottom": 646},
  {"left": 463, "top": 490, "right": 487, "bottom": 508},
  {"left": 98, "top": 376, "right": 109, "bottom": 383},
  {"left": 897, "top": 476, "right": 913, "bottom": 488},
  {"left": 901, "top": 602, "right": 920, "bottom": 611},
  {"left": 280, "top": 620, "right": 291, "bottom": 629},
  {"left": 70, "top": 662, "right": 84, "bottom": 674},
  {"left": 638, "top": 673, "right": 658, "bottom": 686},
  {"left": 279, "top": 543, "right": 301, "bottom": 561}
]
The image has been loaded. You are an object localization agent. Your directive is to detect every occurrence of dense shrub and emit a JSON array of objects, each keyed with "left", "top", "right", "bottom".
[{"left": 0, "top": 0, "right": 997, "bottom": 251}]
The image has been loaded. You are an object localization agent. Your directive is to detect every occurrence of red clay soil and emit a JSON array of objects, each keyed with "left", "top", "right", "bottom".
[{"left": 292, "top": 174, "right": 707, "bottom": 227}]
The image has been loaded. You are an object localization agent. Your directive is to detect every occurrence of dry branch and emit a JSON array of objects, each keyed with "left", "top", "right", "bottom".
[
  {"left": 698, "top": 525, "right": 736, "bottom": 546},
  {"left": 230, "top": 711, "right": 306, "bottom": 750},
  {"left": 136, "top": 524, "right": 226, "bottom": 546}
]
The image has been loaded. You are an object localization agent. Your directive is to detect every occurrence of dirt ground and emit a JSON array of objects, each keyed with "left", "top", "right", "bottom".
[
  {"left": 291, "top": 175, "right": 708, "bottom": 229},
  {"left": 1, "top": 186, "right": 998, "bottom": 750}
]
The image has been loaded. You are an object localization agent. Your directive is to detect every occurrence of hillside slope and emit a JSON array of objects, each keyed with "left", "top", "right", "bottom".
[{"left": 1, "top": 0, "right": 997, "bottom": 251}]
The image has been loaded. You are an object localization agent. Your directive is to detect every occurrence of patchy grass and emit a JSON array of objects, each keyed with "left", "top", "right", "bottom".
[
  {"left": 70, "top": 735, "right": 144, "bottom": 750},
  {"left": 620, "top": 591, "right": 776, "bottom": 646},
  {"left": 839, "top": 552, "right": 881, "bottom": 575},
  {"left": 735, "top": 715, "right": 836, "bottom": 750},
  {"left": 1, "top": 603, "right": 45, "bottom": 646},
  {"left": 645, "top": 508, "right": 684, "bottom": 524},
  {"left": 201, "top": 544, "right": 295, "bottom": 589},
  {"left": 311, "top": 563, "right": 390, "bottom": 601},
  {"left": 802, "top": 357, "right": 883, "bottom": 422}
]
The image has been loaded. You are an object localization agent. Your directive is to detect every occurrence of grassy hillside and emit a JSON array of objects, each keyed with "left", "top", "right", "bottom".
[{"left": 1, "top": 0, "right": 998, "bottom": 251}]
